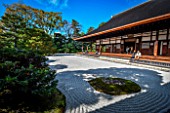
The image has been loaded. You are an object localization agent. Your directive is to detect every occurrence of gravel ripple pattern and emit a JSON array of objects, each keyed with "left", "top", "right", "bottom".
[{"left": 47, "top": 54, "right": 170, "bottom": 113}]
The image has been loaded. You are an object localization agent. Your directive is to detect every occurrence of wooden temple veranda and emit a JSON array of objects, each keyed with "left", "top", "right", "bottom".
[{"left": 74, "top": 0, "right": 170, "bottom": 63}]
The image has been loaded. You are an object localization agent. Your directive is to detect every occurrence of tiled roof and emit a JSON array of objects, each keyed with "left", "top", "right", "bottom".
[{"left": 86, "top": 0, "right": 170, "bottom": 36}]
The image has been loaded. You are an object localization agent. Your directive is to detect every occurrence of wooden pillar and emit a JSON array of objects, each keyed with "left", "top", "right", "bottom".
[
  {"left": 154, "top": 41, "right": 158, "bottom": 56},
  {"left": 90, "top": 42, "right": 92, "bottom": 52},
  {"left": 167, "top": 28, "right": 169, "bottom": 55},
  {"left": 81, "top": 42, "right": 84, "bottom": 53},
  {"left": 95, "top": 44, "right": 97, "bottom": 51},
  {"left": 99, "top": 40, "right": 102, "bottom": 53},
  {"left": 154, "top": 31, "right": 159, "bottom": 56},
  {"left": 86, "top": 44, "right": 89, "bottom": 52},
  {"left": 139, "top": 36, "right": 142, "bottom": 51},
  {"left": 109, "top": 39, "right": 112, "bottom": 53},
  {"left": 135, "top": 38, "right": 137, "bottom": 51},
  {"left": 120, "top": 36, "right": 122, "bottom": 53}
]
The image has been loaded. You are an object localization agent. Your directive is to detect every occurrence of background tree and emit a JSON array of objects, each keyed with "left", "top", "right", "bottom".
[
  {"left": 0, "top": 21, "right": 3, "bottom": 33},
  {"left": 61, "top": 20, "right": 73, "bottom": 38},
  {"left": 0, "top": 3, "right": 65, "bottom": 112},
  {"left": 0, "top": 3, "right": 62, "bottom": 53},
  {"left": 61, "top": 19, "right": 82, "bottom": 38},
  {"left": 53, "top": 32, "right": 82, "bottom": 53},
  {"left": 34, "top": 10, "right": 62, "bottom": 35},
  {"left": 58, "top": 19, "right": 83, "bottom": 53},
  {"left": 98, "top": 22, "right": 106, "bottom": 27},
  {"left": 0, "top": 13, "right": 26, "bottom": 49},
  {"left": 87, "top": 26, "right": 95, "bottom": 33},
  {"left": 71, "top": 19, "right": 82, "bottom": 37},
  {"left": 80, "top": 32, "right": 85, "bottom": 36},
  {"left": 3, "top": 3, "right": 62, "bottom": 35},
  {"left": 0, "top": 3, "right": 83, "bottom": 54}
]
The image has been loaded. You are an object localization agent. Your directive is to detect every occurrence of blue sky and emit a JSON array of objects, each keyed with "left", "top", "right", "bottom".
[{"left": 0, "top": 0, "right": 147, "bottom": 33}]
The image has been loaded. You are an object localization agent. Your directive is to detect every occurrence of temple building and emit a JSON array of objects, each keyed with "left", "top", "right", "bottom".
[{"left": 74, "top": 0, "right": 170, "bottom": 56}]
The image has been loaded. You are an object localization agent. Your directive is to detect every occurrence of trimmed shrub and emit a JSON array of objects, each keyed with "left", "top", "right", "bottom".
[{"left": 0, "top": 48, "right": 65, "bottom": 112}]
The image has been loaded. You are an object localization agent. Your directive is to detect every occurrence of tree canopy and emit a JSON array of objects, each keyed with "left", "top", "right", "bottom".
[
  {"left": 0, "top": 3, "right": 85, "bottom": 54},
  {"left": 3, "top": 3, "right": 63, "bottom": 35},
  {"left": 0, "top": 3, "right": 64, "bottom": 53},
  {"left": 98, "top": 22, "right": 106, "bottom": 27},
  {"left": 87, "top": 26, "right": 95, "bottom": 33},
  {"left": 61, "top": 19, "right": 82, "bottom": 38},
  {"left": 0, "top": 3, "right": 66, "bottom": 112}
]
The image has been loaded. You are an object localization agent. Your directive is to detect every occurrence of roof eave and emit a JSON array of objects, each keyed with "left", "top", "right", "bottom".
[{"left": 74, "top": 13, "right": 170, "bottom": 41}]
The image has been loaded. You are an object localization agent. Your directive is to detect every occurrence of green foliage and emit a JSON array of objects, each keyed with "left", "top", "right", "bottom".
[
  {"left": 87, "top": 26, "right": 95, "bottom": 33},
  {"left": 89, "top": 77, "right": 141, "bottom": 95},
  {"left": 98, "top": 22, "right": 106, "bottom": 27},
  {"left": 0, "top": 49, "right": 56, "bottom": 95},
  {"left": 71, "top": 19, "right": 82, "bottom": 37},
  {"left": 0, "top": 13, "right": 26, "bottom": 48},
  {"left": 61, "top": 19, "right": 82, "bottom": 38},
  {"left": 0, "top": 3, "right": 84, "bottom": 54},
  {"left": 53, "top": 33, "right": 82, "bottom": 53},
  {"left": 0, "top": 3, "right": 67, "bottom": 112},
  {"left": 0, "top": 49, "right": 65, "bottom": 112},
  {"left": 0, "top": 3, "right": 59, "bottom": 54},
  {"left": 2, "top": 3, "right": 62, "bottom": 35}
]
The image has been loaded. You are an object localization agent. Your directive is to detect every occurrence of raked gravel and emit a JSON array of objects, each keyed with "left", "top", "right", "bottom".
[{"left": 47, "top": 54, "right": 170, "bottom": 113}]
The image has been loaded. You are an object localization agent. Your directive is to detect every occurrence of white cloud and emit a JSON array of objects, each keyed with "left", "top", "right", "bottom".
[
  {"left": 62, "top": 0, "right": 68, "bottom": 7},
  {"left": 49, "top": 0, "right": 59, "bottom": 6},
  {"left": 34, "top": 0, "right": 44, "bottom": 5},
  {"left": 50, "top": 0, "right": 58, "bottom": 4},
  {"left": 34, "top": 0, "right": 69, "bottom": 9}
]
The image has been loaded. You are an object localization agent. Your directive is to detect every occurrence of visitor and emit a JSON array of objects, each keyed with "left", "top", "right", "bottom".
[
  {"left": 129, "top": 46, "right": 133, "bottom": 54},
  {"left": 130, "top": 46, "right": 133, "bottom": 54},
  {"left": 126, "top": 46, "right": 129, "bottom": 54},
  {"left": 135, "top": 50, "right": 142, "bottom": 60},
  {"left": 85, "top": 50, "right": 88, "bottom": 54},
  {"left": 95, "top": 51, "right": 98, "bottom": 55},
  {"left": 130, "top": 50, "right": 136, "bottom": 62}
]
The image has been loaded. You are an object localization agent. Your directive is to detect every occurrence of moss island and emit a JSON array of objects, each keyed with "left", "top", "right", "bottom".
[{"left": 89, "top": 77, "right": 141, "bottom": 95}]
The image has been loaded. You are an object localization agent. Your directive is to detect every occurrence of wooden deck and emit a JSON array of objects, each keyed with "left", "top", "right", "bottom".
[{"left": 85, "top": 52, "right": 170, "bottom": 63}]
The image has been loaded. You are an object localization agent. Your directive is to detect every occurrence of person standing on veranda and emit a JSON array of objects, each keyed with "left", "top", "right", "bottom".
[
  {"left": 130, "top": 46, "right": 133, "bottom": 54},
  {"left": 126, "top": 46, "right": 129, "bottom": 54},
  {"left": 130, "top": 50, "right": 136, "bottom": 62}
]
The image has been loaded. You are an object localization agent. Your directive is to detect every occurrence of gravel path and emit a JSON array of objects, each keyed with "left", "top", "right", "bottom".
[{"left": 47, "top": 54, "right": 170, "bottom": 113}]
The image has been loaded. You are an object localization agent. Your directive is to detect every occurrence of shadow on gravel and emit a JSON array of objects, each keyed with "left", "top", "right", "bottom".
[
  {"left": 47, "top": 59, "right": 57, "bottom": 63},
  {"left": 56, "top": 67, "right": 170, "bottom": 112},
  {"left": 53, "top": 53, "right": 75, "bottom": 56},
  {"left": 50, "top": 64, "right": 68, "bottom": 69}
]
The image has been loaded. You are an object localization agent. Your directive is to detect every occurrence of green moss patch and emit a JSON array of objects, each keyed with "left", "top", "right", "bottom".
[{"left": 89, "top": 77, "right": 141, "bottom": 95}]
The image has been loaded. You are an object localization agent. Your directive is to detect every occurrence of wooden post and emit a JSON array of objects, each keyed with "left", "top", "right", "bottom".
[
  {"left": 99, "top": 40, "right": 102, "bottom": 54},
  {"left": 86, "top": 44, "right": 89, "bottom": 52},
  {"left": 109, "top": 38, "right": 111, "bottom": 53},
  {"left": 99, "top": 45, "right": 102, "bottom": 53},
  {"left": 81, "top": 42, "right": 84, "bottom": 53},
  {"left": 154, "top": 41, "right": 158, "bottom": 56},
  {"left": 154, "top": 30, "right": 159, "bottom": 56},
  {"left": 90, "top": 42, "right": 93, "bottom": 52},
  {"left": 167, "top": 28, "right": 169, "bottom": 55},
  {"left": 135, "top": 38, "right": 137, "bottom": 51}
]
